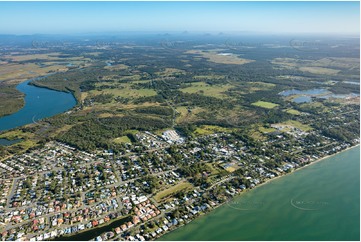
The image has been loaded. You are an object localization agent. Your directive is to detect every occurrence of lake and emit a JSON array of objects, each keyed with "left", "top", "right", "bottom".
[
  {"left": 0, "top": 138, "right": 23, "bottom": 146},
  {"left": 0, "top": 79, "right": 76, "bottom": 132},
  {"left": 292, "top": 95, "right": 312, "bottom": 103},
  {"left": 279, "top": 88, "right": 329, "bottom": 97},
  {"left": 159, "top": 146, "right": 360, "bottom": 241}
]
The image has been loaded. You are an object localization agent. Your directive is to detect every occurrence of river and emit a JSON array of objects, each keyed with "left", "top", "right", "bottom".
[
  {"left": 0, "top": 79, "right": 76, "bottom": 132},
  {"left": 159, "top": 146, "right": 360, "bottom": 241}
]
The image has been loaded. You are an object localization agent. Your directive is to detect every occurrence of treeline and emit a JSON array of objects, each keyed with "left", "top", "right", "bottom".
[{"left": 133, "top": 106, "right": 173, "bottom": 116}]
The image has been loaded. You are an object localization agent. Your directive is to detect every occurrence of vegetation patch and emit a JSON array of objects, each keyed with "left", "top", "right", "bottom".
[
  {"left": 285, "top": 109, "right": 302, "bottom": 115},
  {"left": 154, "top": 181, "right": 193, "bottom": 203},
  {"left": 180, "top": 82, "right": 233, "bottom": 98},
  {"left": 259, "top": 126, "right": 277, "bottom": 133},
  {"left": 113, "top": 135, "right": 132, "bottom": 144},
  {"left": 186, "top": 50, "right": 254, "bottom": 65},
  {"left": 252, "top": 101, "right": 279, "bottom": 109},
  {"left": 299, "top": 66, "right": 340, "bottom": 75},
  {"left": 281, "top": 120, "right": 313, "bottom": 132}
]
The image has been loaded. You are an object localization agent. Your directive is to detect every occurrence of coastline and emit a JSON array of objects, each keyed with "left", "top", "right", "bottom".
[
  {"left": 156, "top": 144, "right": 360, "bottom": 241},
  {"left": 254, "top": 144, "right": 360, "bottom": 190}
]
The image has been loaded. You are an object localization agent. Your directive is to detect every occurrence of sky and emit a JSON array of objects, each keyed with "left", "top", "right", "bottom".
[{"left": 0, "top": 1, "right": 359, "bottom": 35}]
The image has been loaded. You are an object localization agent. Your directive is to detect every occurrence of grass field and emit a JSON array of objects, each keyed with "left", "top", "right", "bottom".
[
  {"left": 248, "top": 82, "right": 276, "bottom": 90},
  {"left": 194, "top": 125, "right": 235, "bottom": 136},
  {"left": 104, "top": 64, "right": 129, "bottom": 71},
  {"left": 0, "top": 130, "right": 34, "bottom": 140},
  {"left": 282, "top": 120, "right": 313, "bottom": 132},
  {"left": 180, "top": 82, "right": 233, "bottom": 98},
  {"left": 271, "top": 57, "right": 344, "bottom": 75},
  {"left": 299, "top": 66, "right": 340, "bottom": 75},
  {"left": 186, "top": 50, "right": 254, "bottom": 65},
  {"left": 154, "top": 181, "right": 193, "bottom": 203},
  {"left": 113, "top": 135, "right": 132, "bottom": 144},
  {"left": 251, "top": 101, "right": 279, "bottom": 109},
  {"left": 285, "top": 109, "right": 301, "bottom": 115},
  {"left": 0, "top": 63, "right": 69, "bottom": 84},
  {"left": 3, "top": 53, "right": 90, "bottom": 62},
  {"left": 259, "top": 126, "right": 277, "bottom": 133}
]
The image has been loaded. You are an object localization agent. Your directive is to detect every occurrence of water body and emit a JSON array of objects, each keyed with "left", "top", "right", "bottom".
[
  {"left": 279, "top": 88, "right": 328, "bottom": 97},
  {"left": 160, "top": 146, "right": 360, "bottom": 241},
  {"left": 0, "top": 80, "right": 76, "bottom": 132},
  {"left": 292, "top": 96, "right": 312, "bottom": 103},
  {"left": 56, "top": 216, "right": 131, "bottom": 241},
  {"left": 0, "top": 138, "right": 22, "bottom": 146}
]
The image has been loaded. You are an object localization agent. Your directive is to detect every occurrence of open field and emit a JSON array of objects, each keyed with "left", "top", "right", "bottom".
[
  {"left": 251, "top": 101, "right": 279, "bottom": 109},
  {"left": 271, "top": 57, "right": 352, "bottom": 75},
  {"left": 248, "top": 82, "right": 276, "bottom": 90},
  {"left": 299, "top": 66, "right": 340, "bottom": 75},
  {"left": 194, "top": 125, "right": 235, "bottom": 136},
  {"left": 259, "top": 126, "right": 277, "bottom": 133},
  {"left": 154, "top": 181, "right": 193, "bottom": 203},
  {"left": 280, "top": 120, "right": 313, "bottom": 132},
  {"left": 113, "top": 135, "right": 132, "bottom": 144},
  {"left": 104, "top": 64, "right": 129, "bottom": 71},
  {"left": 3, "top": 53, "right": 91, "bottom": 62},
  {"left": 180, "top": 82, "right": 233, "bottom": 98},
  {"left": 186, "top": 50, "right": 254, "bottom": 65},
  {"left": 0, "top": 63, "right": 68, "bottom": 84},
  {"left": 311, "top": 57, "right": 360, "bottom": 70},
  {"left": 285, "top": 109, "right": 302, "bottom": 115},
  {"left": 0, "top": 130, "right": 34, "bottom": 140}
]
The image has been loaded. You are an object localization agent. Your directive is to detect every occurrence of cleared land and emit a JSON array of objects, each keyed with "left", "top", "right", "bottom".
[
  {"left": 279, "top": 120, "right": 313, "bottom": 132},
  {"left": 271, "top": 57, "right": 349, "bottom": 75},
  {"left": 251, "top": 101, "right": 279, "bottom": 109},
  {"left": 299, "top": 66, "right": 340, "bottom": 75},
  {"left": 194, "top": 125, "right": 235, "bottom": 136},
  {"left": 186, "top": 50, "right": 254, "bottom": 65},
  {"left": 259, "top": 126, "right": 277, "bottom": 133},
  {"left": 154, "top": 181, "right": 193, "bottom": 203},
  {"left": 180, "top": 82, "right": 233, "bottom": 98},
  {"left": 285, "top": 109, "right": 302, "bottom": 115},
  {"left": 113, "top": 136, "right": 132, "bottom": 144}
]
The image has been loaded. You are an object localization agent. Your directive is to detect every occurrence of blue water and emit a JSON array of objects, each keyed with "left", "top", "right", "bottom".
[
  {"left": 279, "top": 89, "right": 328, "bottom": 97},
  {"left": 0, "top": 80, "right": 76, "bottom": 132},
  {"left": 0, "top": 138, "right": 22, "bottom": 146},
  {"left": 160, "top": 146, "right": 360, "bottom": 241},
  {"left": 292, "top": 96, "right": 312, "bottom": 103}
]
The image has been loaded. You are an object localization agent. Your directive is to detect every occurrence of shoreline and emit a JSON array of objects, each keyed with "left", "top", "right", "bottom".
[
  {"left": 253, "top": 144, "right": 360, "bottom": 190},
  {"left": 156, "top": 144, "right": 360, "bottom": 240}
]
